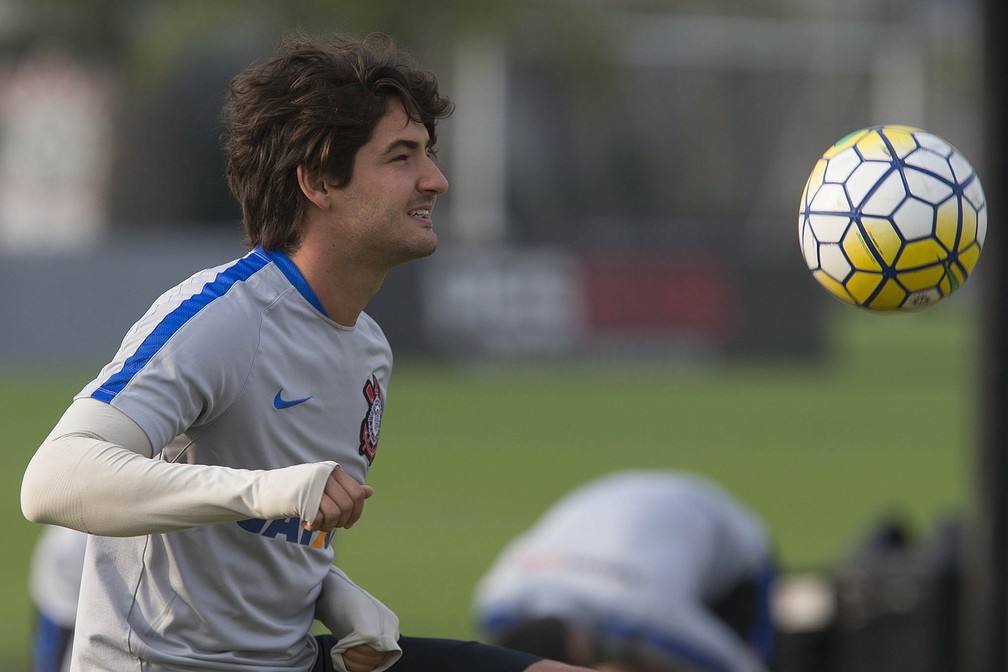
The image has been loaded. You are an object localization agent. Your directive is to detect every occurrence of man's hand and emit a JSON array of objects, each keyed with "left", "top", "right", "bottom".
[
  {"left": 303, "top": 465, "right": 373, "bottom": 532},
  {"left": 340, "top": 643, "right": 391, "bottom": 672}
]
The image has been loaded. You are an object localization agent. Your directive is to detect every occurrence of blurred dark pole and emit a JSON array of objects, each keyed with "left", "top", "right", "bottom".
[{"left": 965, "top": 0, "right": 1007, "bottom": 671}]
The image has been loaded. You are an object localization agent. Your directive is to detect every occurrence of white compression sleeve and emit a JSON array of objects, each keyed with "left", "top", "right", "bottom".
[
  {"left": 21, "top": 397, "right": 336, "bottom": 537},
  {"left": 315, "top": 565, "right": 402, "bottom": 672}
]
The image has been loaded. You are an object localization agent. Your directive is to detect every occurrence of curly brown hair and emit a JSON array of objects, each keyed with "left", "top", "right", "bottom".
[{"left": 221, "top": 33, "right": 454, "bottom": 252}]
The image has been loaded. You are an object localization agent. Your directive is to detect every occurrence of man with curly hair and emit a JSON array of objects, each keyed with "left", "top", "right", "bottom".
[{"left": 22, "top": 33, "right": 590, "bottom": 672}]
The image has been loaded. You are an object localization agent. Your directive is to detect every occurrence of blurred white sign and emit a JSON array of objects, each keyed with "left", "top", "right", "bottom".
[
  {"left": 421, "top": 248, "right": 584, "bottom": 356},
  {"left": 0, "top": 51, "right": 115, "bottom": 251}
]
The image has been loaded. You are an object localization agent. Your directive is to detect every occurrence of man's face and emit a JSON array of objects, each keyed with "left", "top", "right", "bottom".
[{"left": 329, "top": 98, "right": 449, "bottom": 268}]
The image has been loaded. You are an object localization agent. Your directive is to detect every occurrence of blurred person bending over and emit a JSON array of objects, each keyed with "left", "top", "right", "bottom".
[
  {"left": 21, "top": 33, "right": 591, "bottom": 672},
  {"left": 474, "top": 471, "right": 777, "bottom": 672},
  {"left": 29, "top": 526, "right": 88, "bottom": 672}
]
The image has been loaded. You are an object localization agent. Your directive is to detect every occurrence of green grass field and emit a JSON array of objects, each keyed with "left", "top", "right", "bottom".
[{"left": 0, "top": 305, "right": 979, "bottom": 668}]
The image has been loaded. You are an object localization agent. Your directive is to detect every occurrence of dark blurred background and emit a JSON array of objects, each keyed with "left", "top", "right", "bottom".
[{"left": 0, "top": 0, "right": 986, "bottom": 367}]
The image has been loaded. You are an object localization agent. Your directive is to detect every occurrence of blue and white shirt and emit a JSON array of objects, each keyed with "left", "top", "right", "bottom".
[{"left": 72, "top": 247, "right": 392, "bottom": 671}]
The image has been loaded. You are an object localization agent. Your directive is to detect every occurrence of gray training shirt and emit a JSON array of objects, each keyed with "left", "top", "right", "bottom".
[{"left": 72, "top": 247, "right": 392, "bottom": 671}]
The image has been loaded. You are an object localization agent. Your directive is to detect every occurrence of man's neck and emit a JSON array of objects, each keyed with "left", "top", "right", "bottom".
[{"left": 287, "top": 246, "right": 386, "bottom": 327}]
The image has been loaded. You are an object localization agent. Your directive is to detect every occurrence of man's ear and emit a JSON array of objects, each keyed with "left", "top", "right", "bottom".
[{"left": 297, "top": 165, "right": 331, "bottom": 209}]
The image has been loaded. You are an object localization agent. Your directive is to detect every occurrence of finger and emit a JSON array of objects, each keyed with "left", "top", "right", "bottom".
[
  {"left": 344, "top": 486, "right": 367, "bottom": 529},
  {"left": 302, "top": 489, "right": 350, "bottom": 533},
  {"left": 331, "top": 465, "right": 369, "bottom": 498},
  {"left": 329, "top": 468, "right": 371, "bottom": 528},
  {"left": 345, "top": 484, "right": 374, "bottom": 528},
  {"left": 319, "top": 487, "right": 355, "bottom": 530},
  {"left": 303, "top": 506, "right": 328, "bottom": 532}
]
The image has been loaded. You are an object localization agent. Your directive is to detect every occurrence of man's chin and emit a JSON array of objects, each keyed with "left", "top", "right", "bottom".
[
  {"left": 416, "top": 232, "right": 438, "bottom": 258},
  {"left": 390, "top": 236, "right": 437, "bottom": 267}
]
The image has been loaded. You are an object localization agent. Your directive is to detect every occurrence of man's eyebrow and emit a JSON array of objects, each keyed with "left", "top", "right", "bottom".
[{"left": 381, "top": 138, "right": 430, "bottom": 155}]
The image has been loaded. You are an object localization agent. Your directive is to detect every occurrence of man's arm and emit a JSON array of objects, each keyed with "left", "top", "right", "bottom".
[
  {"left": 21, "top": 397, "right": 368, "bottom": 536},
  {"left": 315, "top": 566, "right": 401, "bottom": 672}
]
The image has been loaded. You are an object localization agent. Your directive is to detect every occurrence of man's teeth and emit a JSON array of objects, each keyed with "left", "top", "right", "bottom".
[{"left": 410, "top": 209, "right": 430, "bottom": 217}]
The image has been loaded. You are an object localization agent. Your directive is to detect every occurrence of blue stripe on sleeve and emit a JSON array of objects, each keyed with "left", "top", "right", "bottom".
[{"left": 90, "top": 251, "right": 272, "bottom": 403}]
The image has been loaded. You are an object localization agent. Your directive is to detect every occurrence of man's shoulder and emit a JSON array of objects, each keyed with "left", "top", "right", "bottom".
[
  {"left": 167, "top": 251, "right": 291, "bottom": 323},
  {"left": 121, "top": 252, "right": 282, "bottom": 362}
]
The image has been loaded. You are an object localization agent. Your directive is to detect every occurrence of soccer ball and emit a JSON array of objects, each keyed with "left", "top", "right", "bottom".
[{"left": 798, "top": 124, "right": 987, "bottom": 311}]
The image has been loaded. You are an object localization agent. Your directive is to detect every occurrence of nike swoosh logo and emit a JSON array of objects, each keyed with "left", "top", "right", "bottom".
[{"left": 273, "top": 389, "right": 312, "bottom": 410}]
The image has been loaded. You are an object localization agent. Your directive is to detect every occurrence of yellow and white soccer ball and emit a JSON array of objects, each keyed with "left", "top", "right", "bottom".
[{"left": 798, "top": 124, "right": 987, "bottom": 311}]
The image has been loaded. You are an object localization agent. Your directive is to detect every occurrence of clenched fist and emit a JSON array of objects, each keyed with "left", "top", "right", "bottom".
[{"left": 303, "top": 465, "right": 373, "bottom": 532}]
